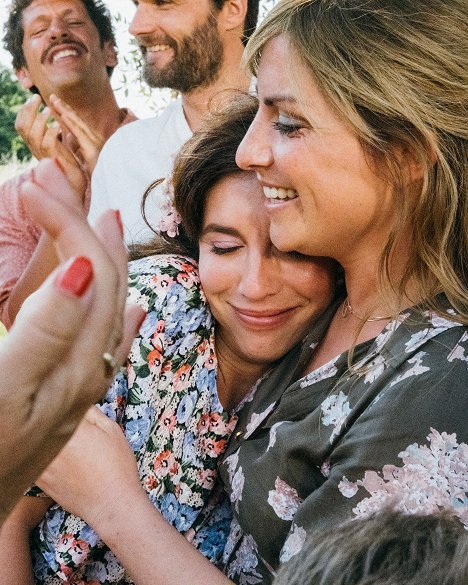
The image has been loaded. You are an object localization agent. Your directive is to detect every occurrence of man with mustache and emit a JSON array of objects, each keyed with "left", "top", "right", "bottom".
[
  {"left": 88, "top": 0, "right": 260, "bottom": 244},
  {"left": 0, "top": 0, "right": 136, "bottom": 326}
]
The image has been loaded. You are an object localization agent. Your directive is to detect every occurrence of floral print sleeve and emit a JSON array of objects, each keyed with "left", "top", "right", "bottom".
[
  {"left": 30, "top": 255, "right": 237, "bottom": 584},
  {"left": 217, "top": 304, "right": 468, "bottom": 584}
]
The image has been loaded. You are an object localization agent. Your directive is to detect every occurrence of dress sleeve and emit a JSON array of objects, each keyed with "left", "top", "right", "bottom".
[
  {"left": 29, "top": 255, "right": 234, "bottom": 584},
  {"left": 29, "top": 256, "right": 181, "bottom": 582}
]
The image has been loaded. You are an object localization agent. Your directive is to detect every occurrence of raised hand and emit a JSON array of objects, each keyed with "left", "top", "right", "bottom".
[
  {"left": 0, "top": 158, "right": 145, "bottom": 522},
  {"left": 15, "top": 94, "right": 87, "bottom": 196},
  {"left": 50, "top": 94, "right": 106, "bottom": 176}
]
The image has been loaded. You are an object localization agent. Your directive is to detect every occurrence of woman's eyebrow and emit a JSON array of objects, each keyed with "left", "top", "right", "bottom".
[
  {"left": 263, "top": 94, "right": 298, "bottom": 107},
  {"left": 201, "top": 224, "right": 241, "bottom": 237}
]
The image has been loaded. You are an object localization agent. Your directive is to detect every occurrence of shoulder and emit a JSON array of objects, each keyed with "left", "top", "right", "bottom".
[
  {"left": 129, "top": 253, "right": 199, "bottom": 279},
  {"left": 99, "top": 116, "right": 162, "bottom": 151},
  {"left": 101, "top": 99, "right": 185, "bottom": 150},
  {"left": 384, "top": 308, "right": 467, "bottom": 365},
  {"left": 128, "top": 255, "right": 213, "bottom": 350},
  {"left": 127, "top": 254, "right": 206, "bottom": 311}
]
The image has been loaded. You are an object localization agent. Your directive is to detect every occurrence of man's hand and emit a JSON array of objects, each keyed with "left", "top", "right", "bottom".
[
  {"left": 15, "top": 94, "right": 87, "bottom": 196},
  {"left": 50, "top": 94, "right": 105, "bottom": 176}
]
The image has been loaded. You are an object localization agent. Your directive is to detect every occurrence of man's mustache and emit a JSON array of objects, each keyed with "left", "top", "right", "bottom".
[{"left": 41, "top": 39, "right": 87, "bottom": 64}]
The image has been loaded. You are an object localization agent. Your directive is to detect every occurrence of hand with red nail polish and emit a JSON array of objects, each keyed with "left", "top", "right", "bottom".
[{"left": 0, "top": 159, "right": 144, "bottom": 524}]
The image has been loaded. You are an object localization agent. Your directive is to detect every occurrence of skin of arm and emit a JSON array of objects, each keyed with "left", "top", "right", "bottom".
[
  {"left": 6, "top": 232, "right": 60, "bottom": 325},
  {"left": 0, "top": 496, "right": 53, "bottom": 585},
  {"left": 37, "top": 408, "right": 234, "bottom": 585}
]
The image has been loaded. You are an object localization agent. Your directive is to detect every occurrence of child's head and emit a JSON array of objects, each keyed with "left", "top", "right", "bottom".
[{"left": 274, "top": 510, "right": 468, "bottom": 585}]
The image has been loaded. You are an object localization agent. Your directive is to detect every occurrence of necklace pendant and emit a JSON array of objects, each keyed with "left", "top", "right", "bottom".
[{"left": 341, "top": 298, "right": 352, "bottom": 318}]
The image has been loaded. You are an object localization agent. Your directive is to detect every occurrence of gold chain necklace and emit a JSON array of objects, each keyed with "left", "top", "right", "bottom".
[{"left": 341, "top": 297, "right": 392, "bottom": 322}]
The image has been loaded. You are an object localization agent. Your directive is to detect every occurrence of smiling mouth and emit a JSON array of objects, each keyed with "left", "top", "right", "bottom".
[
  {"left": 43, "top": 41, "right": 86, "bottom": 64},
  {"left": 145, "top": 44, "right": 172, "bottom": 54},
  {"left": 233, "top": 307, "right": 296, "bottom": 329},
  {"left": 263, "top": 186, "right": 298, "bottom": 200},
  {"left": 51, "top": 48, "right": 80, "bottom": 63}
]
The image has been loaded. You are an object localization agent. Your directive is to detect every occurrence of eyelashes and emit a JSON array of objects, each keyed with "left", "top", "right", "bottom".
[
  {"left": 210, "top": 245, "right": 242, "bottom": 256},
  {"left": 272, "top": 121, "right": 305, "bottom": 137}
]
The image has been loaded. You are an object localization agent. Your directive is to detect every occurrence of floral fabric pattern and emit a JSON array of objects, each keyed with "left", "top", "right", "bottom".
[
  {"left": 30, "top": 255, "right": 237, "bottom": 584},
  {"left": 214, "top": 301, "right": 468, "bottom": 584},
  {"left": 338, "top": 428, "right": 468, "bottom": 527}
]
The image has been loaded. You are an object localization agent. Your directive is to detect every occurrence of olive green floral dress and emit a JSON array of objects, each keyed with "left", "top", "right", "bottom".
[{"left": 205, "top": 301, "right": 468, "bottom": 584}]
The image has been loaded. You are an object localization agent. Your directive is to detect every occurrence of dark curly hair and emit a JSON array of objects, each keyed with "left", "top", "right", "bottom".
[{"left": 3, "top": 0, "right": 116, "bottom": 74}]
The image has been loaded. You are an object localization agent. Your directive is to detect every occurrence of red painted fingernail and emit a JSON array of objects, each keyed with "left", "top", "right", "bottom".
[
  {"left": 114, "top": 209, "right": 124, "bottom": 238},
  {"left": 55, "top": 256, "right": 94, "bottom": 297}
]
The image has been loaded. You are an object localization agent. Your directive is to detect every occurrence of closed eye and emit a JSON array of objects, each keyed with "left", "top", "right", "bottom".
[
  {"left": 31, "top": 27, "right": 47, "bottom": 36},
  {"left": 210, "top": 245, "right": 243, "bottom": 255}
]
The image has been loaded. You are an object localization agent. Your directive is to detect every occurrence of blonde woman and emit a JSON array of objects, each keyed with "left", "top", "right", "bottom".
[{"left": 18, "top": 1, "right": 468, "bottom": 584}]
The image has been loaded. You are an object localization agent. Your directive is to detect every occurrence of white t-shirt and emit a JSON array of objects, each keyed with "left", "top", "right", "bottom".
[{"left": 89, "top": 98, "right": 191, "bottom": 244}]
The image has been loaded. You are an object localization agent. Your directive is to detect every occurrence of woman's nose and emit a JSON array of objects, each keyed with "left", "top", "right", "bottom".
[
  {"left": 237, "top": 256, "right": 279, "bottom": 301},
  {"left": 236, "top": 114, "right": 273, "bottom": 171}
]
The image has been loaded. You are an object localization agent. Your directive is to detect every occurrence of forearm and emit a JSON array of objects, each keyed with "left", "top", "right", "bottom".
[
  {"left": 6, "top": 233, "right": 59, "bottom": 324},
  {"left": 0, "top": 497, "right": 49, "bottom": 584},
  {"left": 0, "top": 524, "right": 34, "bottom": 585},
  {"left": 92, "top": 489, "right": 232, "bottom": 585}
]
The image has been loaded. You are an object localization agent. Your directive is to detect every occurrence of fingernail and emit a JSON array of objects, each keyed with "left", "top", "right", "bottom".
[
  {"left": 55, "top": 256, "right": 94, "bottom": 297},
  {"left": 113, "top": 209, "right": 124, "bottom": 238}
]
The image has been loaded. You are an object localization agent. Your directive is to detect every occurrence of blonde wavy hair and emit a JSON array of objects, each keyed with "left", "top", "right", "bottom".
[{"left": 245, "top": 0, "right": 468, "bottom": 322}]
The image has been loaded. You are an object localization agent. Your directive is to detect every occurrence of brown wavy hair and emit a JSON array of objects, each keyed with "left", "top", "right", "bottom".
[{"left": 244, "top": 0, "right": 468, "bottom": 323}]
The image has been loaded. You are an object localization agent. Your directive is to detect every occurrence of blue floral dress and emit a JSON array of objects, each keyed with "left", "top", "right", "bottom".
[{"left": 30, "top": 255, "right": 237, "bottom": 584}]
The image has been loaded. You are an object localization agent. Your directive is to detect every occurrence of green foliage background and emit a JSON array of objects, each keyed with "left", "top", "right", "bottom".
[{"left": 0, "top": 68, "right": 31, "bottom": 163}]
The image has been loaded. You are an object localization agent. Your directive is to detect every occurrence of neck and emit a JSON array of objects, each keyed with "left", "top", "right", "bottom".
[
  {"left": 181, "top": 41, "right": 250, "bottom": 132},
  {"left": 305, "top": 240, "right": 421, "bottom": 373},
  {"left": 215, "top": 335, "right": 268, "bottom": 413},
  {"left": 45, "top": 81, "right": 123, "bottom": 140},
  {"left": 340, "top": 232, "right": 421, "bottom": 320}
]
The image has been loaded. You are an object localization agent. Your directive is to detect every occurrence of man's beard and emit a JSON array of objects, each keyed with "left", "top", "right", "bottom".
[{"left": 142, "top": 14, "right": 224, "bottom": 93}]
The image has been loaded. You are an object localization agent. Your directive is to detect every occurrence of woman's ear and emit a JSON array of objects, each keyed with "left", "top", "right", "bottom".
[{"left": 395, "top": 136, "right": 437, "bottom": 185}]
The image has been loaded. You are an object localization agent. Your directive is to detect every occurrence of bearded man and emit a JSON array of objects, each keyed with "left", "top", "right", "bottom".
[{"left": 89, "top": 0, "right": 260, "bottom": 244}]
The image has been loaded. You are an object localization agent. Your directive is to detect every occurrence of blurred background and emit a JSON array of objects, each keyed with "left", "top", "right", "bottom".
[{"left": 0, "top": 0, "right": 277, "bottom": 177}]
